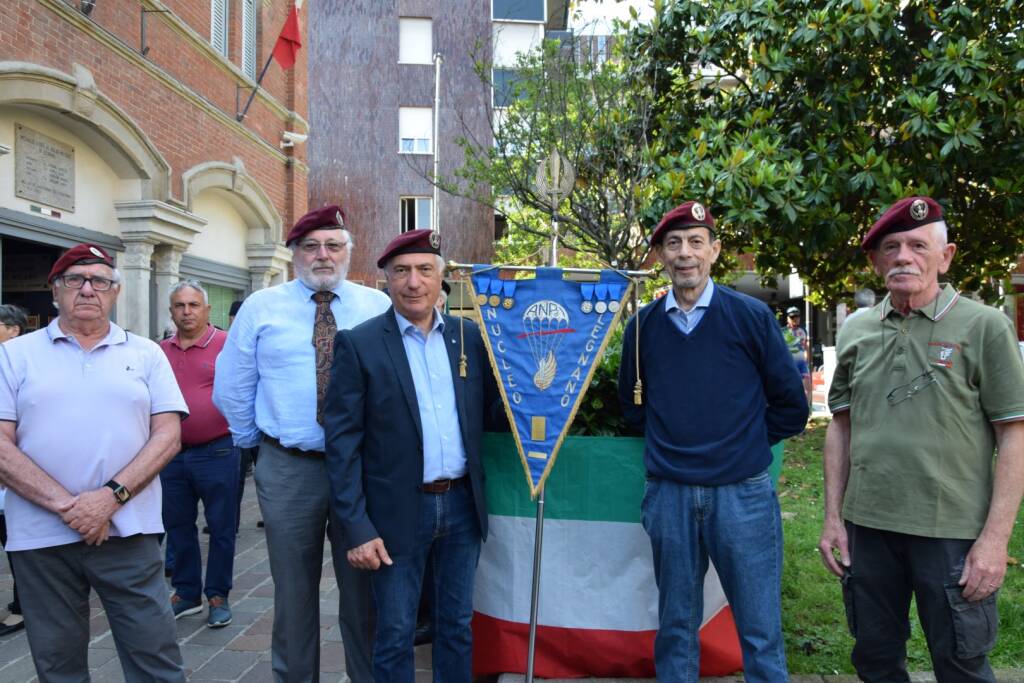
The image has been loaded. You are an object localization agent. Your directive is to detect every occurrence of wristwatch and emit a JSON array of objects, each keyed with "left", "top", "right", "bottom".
[{"left": 104, "top": 479, "right": 131, "bottom": 505}]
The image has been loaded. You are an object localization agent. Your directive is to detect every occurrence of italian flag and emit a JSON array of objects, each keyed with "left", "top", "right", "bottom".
[{"left": 472, "top": 434, "right": 744, "bottom": 678}]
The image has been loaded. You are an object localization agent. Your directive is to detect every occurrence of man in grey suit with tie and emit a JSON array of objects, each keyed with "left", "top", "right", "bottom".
[{"left": 323, "top": 229, "right": 503, "bottom": 682}]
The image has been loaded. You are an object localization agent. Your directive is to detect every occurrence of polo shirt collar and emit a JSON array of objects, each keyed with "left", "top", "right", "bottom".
[
  {"left": 664, "top": 279, "right": 715, "bottom": 314},
  {"left": 879, "top": 283, "right": 959, "bottom": 322},
  {"left": 394, "top": 309, "right": 444, "bottom": 337},
  {"left": 47, "top": 318, "right": 128, "bottom": 348},
  {"left": 168, "top": 323, "right": 218, "bottom": 349}
]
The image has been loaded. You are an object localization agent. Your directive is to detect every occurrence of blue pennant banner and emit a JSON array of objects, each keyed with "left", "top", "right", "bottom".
[{"left": 470, "top": 266, "right": 632, "bottom": 496}]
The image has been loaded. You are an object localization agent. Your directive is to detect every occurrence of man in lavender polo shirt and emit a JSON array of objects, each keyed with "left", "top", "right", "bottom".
[
  {"left": 160, "top": 279, "right": 238, "bottom": 629},
  {"left": 0, "top": 243, "right": 188, "bottom": 682}
]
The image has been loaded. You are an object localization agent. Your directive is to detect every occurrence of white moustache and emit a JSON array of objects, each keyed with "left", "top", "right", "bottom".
[{"left": 886, "top": 267, "right": 921, "bottom": 278}]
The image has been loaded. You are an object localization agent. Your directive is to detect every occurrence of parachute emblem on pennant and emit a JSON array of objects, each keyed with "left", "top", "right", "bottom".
[{"left": 521, "top": 300, "right": 570, "bottom": 391}]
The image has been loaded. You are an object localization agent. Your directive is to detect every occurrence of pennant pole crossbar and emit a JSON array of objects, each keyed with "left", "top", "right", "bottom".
[
  {"left": 447, "top": 262, "right": 655, "bottom": 279},
  {"left": 449, "top": 261, "right": 656, "bottom": 682}
]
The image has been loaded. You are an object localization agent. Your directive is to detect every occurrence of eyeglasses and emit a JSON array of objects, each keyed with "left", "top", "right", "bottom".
[
  {"left": 298, "top": 240, "right": 349, "bottom": 255},
  {"left": 886, "top": 370, "right": 937, "bottom": 406},
  {"left": 59, "top": 274, "right": 116, "bottom": 291}
]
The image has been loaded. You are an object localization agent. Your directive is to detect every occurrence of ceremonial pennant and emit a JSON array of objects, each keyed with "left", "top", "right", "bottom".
[{"left": 469, "top": 266, "right": 632, "bottom": 496}]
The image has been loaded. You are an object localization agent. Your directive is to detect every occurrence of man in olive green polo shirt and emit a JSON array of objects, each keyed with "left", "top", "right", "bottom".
[{"left": 818, "top": 196, "right": 1024, "bottom": 683}]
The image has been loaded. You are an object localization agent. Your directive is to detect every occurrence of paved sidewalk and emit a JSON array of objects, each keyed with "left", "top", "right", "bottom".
[
  {"left": 0, "top": 478, "right": 434, "bottom": 682},
  {"left": 3, "top": 481, "right": 1022, "bottom": 682}
]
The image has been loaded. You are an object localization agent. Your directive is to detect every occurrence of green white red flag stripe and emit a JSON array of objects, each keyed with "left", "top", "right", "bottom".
[{"left": 472, "top": 434, "right": 743, "bottom": 678}]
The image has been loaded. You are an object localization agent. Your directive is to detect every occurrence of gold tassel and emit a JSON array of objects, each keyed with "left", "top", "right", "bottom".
[
  {"left": 459, "top": 297, "right": 467, "bottom": 377},
  {"left": 633, "top": 278, "right": 642, "bottom": 405}
]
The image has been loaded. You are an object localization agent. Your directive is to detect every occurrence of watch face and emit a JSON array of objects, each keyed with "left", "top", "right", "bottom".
[{"left": 114, "top": 487, "right": 130, "bottom": 504}]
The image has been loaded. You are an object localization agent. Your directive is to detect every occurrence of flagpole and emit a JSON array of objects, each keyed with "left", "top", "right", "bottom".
[
  {"left": 525, "top": 482, "right": 545, "bottom": 683},
  {"left": 236, "top": 53, "right": 275, "bottom": 122},
  {"left": 525, "top": 203, "right": 562, "bottom": 683},
  {"left": 432, "top": 53, "right": 443, "bottom": 233}
]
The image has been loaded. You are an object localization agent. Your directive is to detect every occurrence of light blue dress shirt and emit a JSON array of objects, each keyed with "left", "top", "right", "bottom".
[
  {"left": 213, "top": 278, "right": 390, "bottom": 451},
  {"left": 394, "top": 310, "right": 467, "bottom": 483},
  {"left": 664, "top": 279, "right": 715, "bottom": 335}
]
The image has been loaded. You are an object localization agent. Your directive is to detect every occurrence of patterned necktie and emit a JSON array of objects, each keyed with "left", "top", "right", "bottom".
[{"left": 312, "top": 291, "right": 337, "bottom": 425}]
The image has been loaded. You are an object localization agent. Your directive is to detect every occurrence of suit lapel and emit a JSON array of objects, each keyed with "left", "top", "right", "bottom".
[
  {"left": 382, "top": 309, "right": 424, "bottom": 444},
  {"left": 443, "top": 315, "right": 469, "bottom": 445}
]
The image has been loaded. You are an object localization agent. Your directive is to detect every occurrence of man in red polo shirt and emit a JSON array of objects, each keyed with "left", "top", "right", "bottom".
[{"left": 159, "top": 279, "right": 238, "bottom": 628}]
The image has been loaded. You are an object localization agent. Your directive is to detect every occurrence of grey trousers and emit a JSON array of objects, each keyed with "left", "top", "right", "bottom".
[
  {"left": 255, "top": 439, "right": 375, "bottom": 683},
  {"left": 10, "top": 534, "right": 184, "bottom": 683}
]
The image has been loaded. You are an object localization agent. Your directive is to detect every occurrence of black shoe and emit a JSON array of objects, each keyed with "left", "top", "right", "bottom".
[{"left": 0, "top": 614, "right": 24, "bottom": 637}]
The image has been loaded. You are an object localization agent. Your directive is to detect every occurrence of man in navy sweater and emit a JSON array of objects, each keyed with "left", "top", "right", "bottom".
[{"left": 618, "top": 200, "right": 808, "bottom": 682}]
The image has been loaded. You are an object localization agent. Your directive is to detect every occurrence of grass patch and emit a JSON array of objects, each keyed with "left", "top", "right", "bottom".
[{"left": 780, "top": 418, "right": 1024, "bottom": 674}]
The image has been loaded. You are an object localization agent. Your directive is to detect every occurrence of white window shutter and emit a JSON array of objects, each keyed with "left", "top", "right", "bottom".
[
  {"left": 211, "top": 0, "right": 229, "bottom": 57},
  {"left": 242, "top": 0, "right": 257, "bottom": 77}
]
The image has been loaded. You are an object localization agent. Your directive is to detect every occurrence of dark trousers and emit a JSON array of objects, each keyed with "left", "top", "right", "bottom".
[
  {"left": 0, "top": 513, "right": 20, "bottom": 613},
  {"left": 11, "top": 535, "right": 184, "bottom": 682},
  {"left": 160, "top": 435, "right": 240, "bottom": 602},
  {"left": 843, "top": 523, "right": 998, "bottom": 683}
]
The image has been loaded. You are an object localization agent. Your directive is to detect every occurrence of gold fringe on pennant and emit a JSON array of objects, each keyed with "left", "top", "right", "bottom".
[{"left": 633, "top": 277, "right": 643, "bottom": 405}]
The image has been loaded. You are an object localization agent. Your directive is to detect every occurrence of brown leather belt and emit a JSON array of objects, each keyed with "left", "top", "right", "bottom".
[
  {"left": 263, "top": 435, "right": 325, "bottom": 459},
  {"left": 421, "top": 476, "right": 467, "bottom": 493}
]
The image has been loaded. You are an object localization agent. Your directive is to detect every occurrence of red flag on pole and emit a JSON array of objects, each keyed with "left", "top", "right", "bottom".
[{"left": 272, "top": 5, "right": 302, "bottom": 70}]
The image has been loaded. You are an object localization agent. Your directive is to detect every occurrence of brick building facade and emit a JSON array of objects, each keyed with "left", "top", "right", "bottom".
[
  {"left": 0, "top": 0, "right": 308, "bottom": 337},
  {"left": 307, "top": 0, "right": 568, "bottom": 285}
]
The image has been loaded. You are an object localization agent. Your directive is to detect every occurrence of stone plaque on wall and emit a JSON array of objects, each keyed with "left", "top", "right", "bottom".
[{"left": 15, "top": 123, "right": 75, "bottom": 212}]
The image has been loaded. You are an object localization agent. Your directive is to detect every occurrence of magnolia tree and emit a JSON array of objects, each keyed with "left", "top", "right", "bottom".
[{"left": 626, "top": 0, "right": 1024, "bottom": 304}]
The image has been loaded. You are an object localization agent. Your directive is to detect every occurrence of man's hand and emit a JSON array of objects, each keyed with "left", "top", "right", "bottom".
[
  {"left": 82, "top": 521, "right": 111, "bottom": 546},
  {"left": 347, "top": 538, "right": 393, "bottom": 570},
  {"left": 61, "top": 488, "right": 119, "bottom": 541},
  {"left": 959, "top": 535, "right": 1007, "bottom": 601},
  {"left": 818, "top": 515, "right": 851, "bottom": 578}
]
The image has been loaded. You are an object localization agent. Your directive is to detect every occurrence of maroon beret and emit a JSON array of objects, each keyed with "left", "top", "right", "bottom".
[
  {"left": 862, "top": 196, "right": 943, "bottom": 251},
  {"left": 377, "top": 229, "right": 442, "bottom": 268},
  {"left": 286, "top": 204, "right": 347, "bottom": 246},
  {"left": 651, "top": 200, "right": 716, "bottom": 247},
  {"left": 48, "top": 244, "right": 115, "bottom": 283}
]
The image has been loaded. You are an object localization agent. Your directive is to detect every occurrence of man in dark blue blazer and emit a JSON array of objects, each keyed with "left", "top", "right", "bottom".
[{"left": 323, "top": 229, "right": 503, "bottom": 682}]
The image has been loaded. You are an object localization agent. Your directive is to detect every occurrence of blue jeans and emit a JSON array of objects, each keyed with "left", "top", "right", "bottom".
[
  {"left": 641, "top": 471, "right": 788, "bottom": 682},
  {"left": 160, "top": 435, "right": 239, "bottom": 601},
  {"left": 371, "top": 484, "right": 481, "bottom": 683}
]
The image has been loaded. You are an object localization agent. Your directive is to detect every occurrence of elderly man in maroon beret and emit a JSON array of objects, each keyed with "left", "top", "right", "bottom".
[
  {"left": 323, "top": 229, "right": 504, "bottom": 681},
  {"left": 820, "top": 196, "right": 1024, "bottom": 682},
  {"left": 214, "top": 206, "right": 389, "bottom": 682},
  {"left": 617, "top": 201, "right": 808, "bottom": 682},
  {"left": 0, "top": 244, "right": 189, "bottom": 680}
]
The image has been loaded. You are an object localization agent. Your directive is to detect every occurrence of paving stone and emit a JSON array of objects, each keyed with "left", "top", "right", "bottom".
[
  {"left": 184, "top": 623, "right": 246, "bottom": 646},
  {"left": 190, "top": 650, "right": 261, "bottom": 680},
  {"left": 245, "top": 613, "right": 276, "bottom": 636},
  {"left": 320, "top": 641, "right": 347, "bottom": 673},
  {"left": 240, "top": 660, "right": 276, "bottom": 683},
  {"left": 87, "top": 647, "right": 118, "bottom": 670},
  {"left": 0, "top": 652, "right": 41, "bottom": 682},
  {"left": 226, "top": 632, "right": 272, "bottom": 652},
  {"left": 233, "top": 596, "right": 275, "bottom": 612}
]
